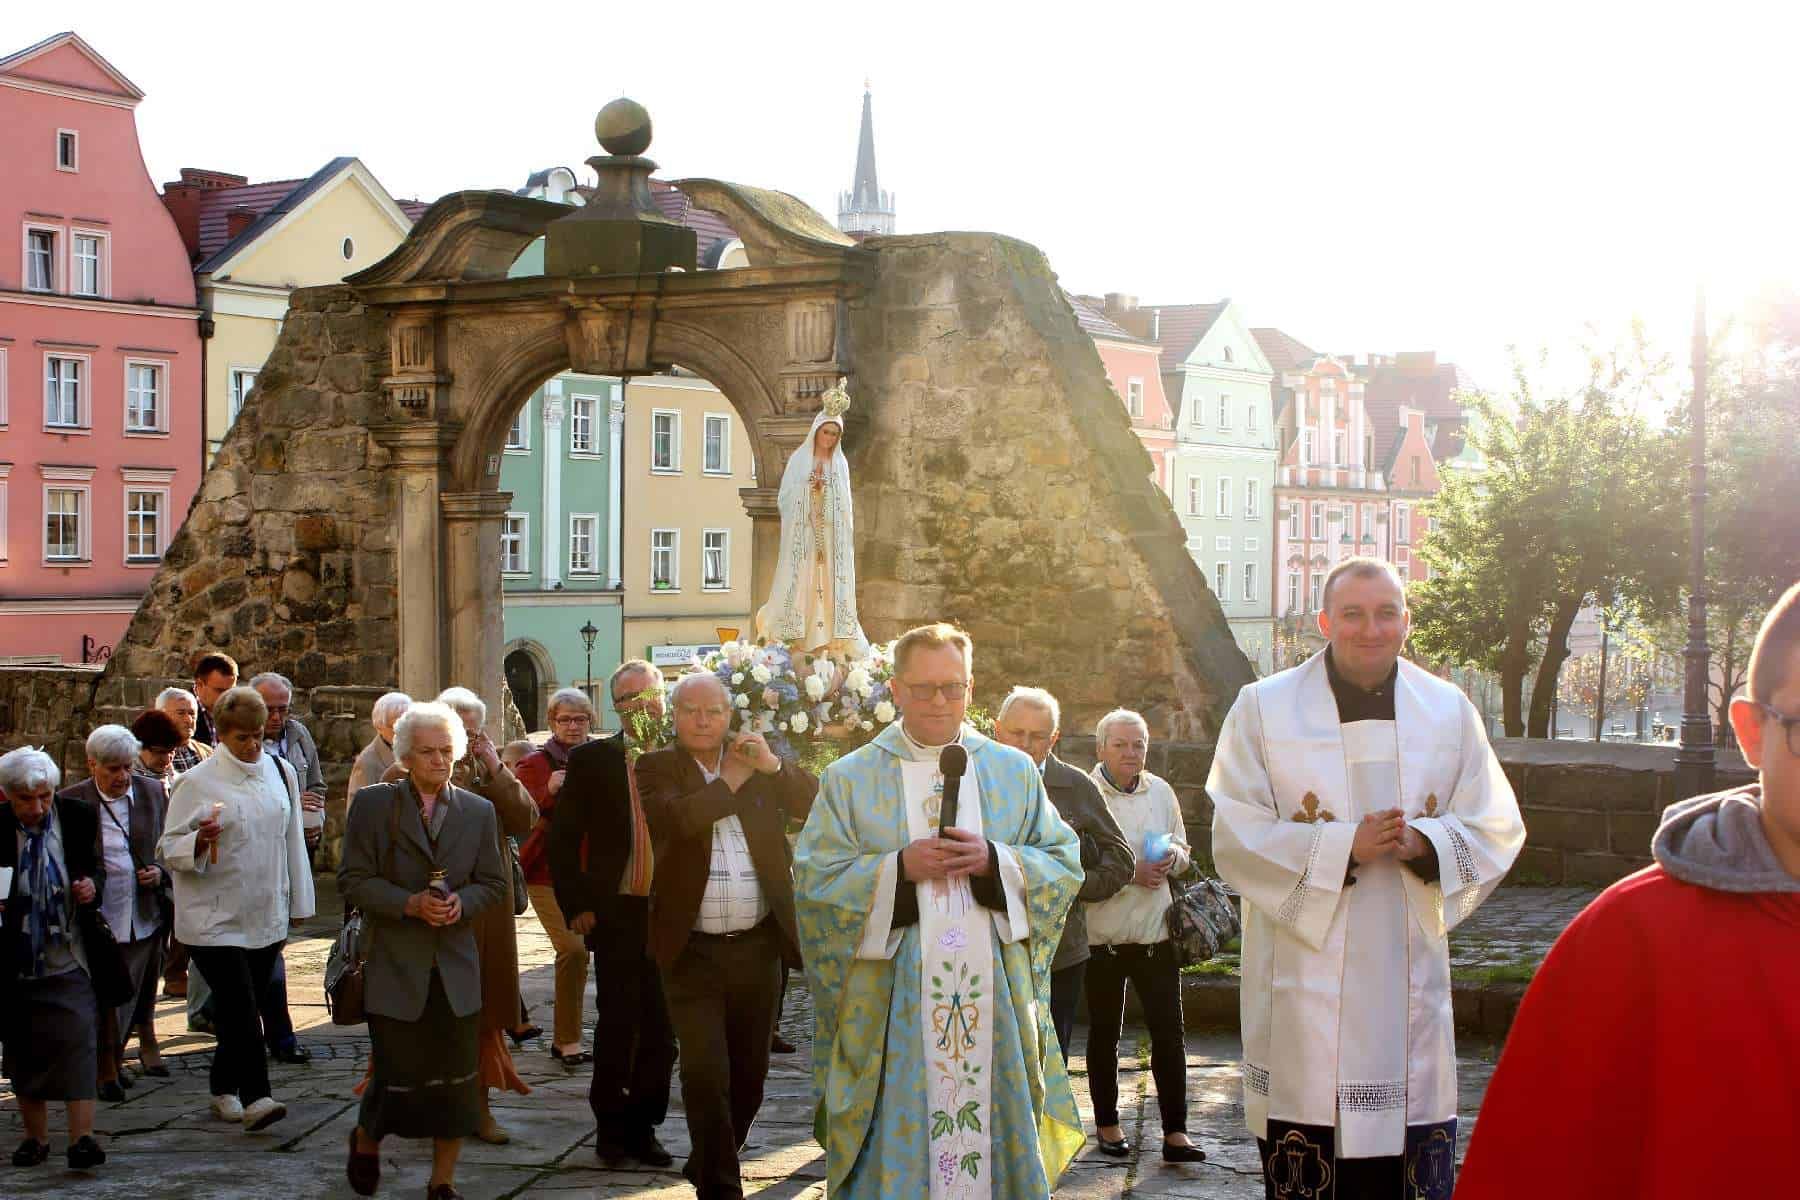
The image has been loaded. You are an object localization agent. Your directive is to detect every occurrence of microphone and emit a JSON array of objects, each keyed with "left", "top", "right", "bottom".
[{"left": 937, "top": 744, "right": 968, "bottom": 837}]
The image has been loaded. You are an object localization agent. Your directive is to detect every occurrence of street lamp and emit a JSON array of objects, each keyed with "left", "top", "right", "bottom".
[
  {"left": 579, "top": 620, "right": 599, "bottom": 705},
  {"left": 1675, "top": 287, "right": 1715, "bottom": 798}
]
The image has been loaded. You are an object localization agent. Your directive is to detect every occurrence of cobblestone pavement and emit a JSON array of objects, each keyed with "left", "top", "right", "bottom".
[
  {"left": 1, "top": 880, "right": 1593, "bottom": 1198},
  {"left": 1446, "top": 886, "right": 1596, "bottom": 977}
]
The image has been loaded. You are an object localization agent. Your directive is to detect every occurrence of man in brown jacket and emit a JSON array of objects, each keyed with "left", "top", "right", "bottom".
[{"left": 636, "top": 673, "right": 818, "bottom": 1200}]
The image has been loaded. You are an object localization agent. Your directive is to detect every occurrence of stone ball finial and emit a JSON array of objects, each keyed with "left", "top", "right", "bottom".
[{"left": 595, "top": 98, "right": 653, "bottom": 156}]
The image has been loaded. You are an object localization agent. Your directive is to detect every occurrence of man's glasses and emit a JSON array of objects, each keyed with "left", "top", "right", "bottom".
[
  {"left": 1756, "top": 702, "right": 1800, "bottom": 757},
  {"left": 900, "top": 681, "right": 968, "bottom": 702},
  {"left": 266, "top": 705, "right": 291, "bottom": 716}
]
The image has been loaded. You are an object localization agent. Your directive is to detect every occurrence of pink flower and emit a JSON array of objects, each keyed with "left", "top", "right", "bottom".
[{"left": 938, "top": 927, "right": 969, "bottom": 951}]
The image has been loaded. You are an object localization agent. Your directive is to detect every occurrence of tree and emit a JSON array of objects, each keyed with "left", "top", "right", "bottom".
[{"left": 1412, "top": 343, "right": 1686, "bottom": 736}]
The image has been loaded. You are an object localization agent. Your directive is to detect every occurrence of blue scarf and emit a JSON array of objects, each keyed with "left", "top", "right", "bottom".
[{"left": 17, "top": 811, "right": 69, "bottom": 979}]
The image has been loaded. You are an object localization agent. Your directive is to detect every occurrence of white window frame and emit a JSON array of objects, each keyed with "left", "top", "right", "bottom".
[
  {"left": 1333, "top": 429, "right": 1347, "bottom": 466},
  {"left": 1214, "top": 535, "right": 1232, "bottom": 552},
  {"left": 0, "top": 345, "right": 8, "bottom": 426},
  {"left": 24, "top": 224, "right": 59, "bottom": 293},
  {"left": 1125, "top": 378, "right": 1144, "bottom": 419},
  {"left": 1310, "top": 571, "right": 1325, "bottom": 612},
  {"left": 1190, "top": 390, "right": 1204, "bottom": 426},
  {"left": 505, "top": 401, "right": 531, "bottom": 453},
  {"left": 1215, "top": 476, "right": 1232, "bottom": 517},
  {"left": 1243, "top": 561, "right": 1258, "bottom": 602},
  {"left": 43, "top": 351, "right": 89, "bottom": 431},
  {"left": 1301, "top": 426, "right": 1316, "bottom": 465},
  {"left": 702, "top": 528, "right": 730, "bottom": 591},
  {"left": 0, "top": 465, "right": 9, "bottom": 562},
  {"left": 1214, "top": 561, "right": 1230, "bottom": 600},
  {"left": 650, "top": 528, "right": 679, "bottom": 591},
  {"left": 123, "top": 358, "right": 169, "bottom": 434},
  {"left": 70, "top": 228, "right": 107, "bottom": 298},
  {"left": 568, "top": 394, "right": 598, "bottom": 456},
  {"left": 123, "top": 485, "right": 171, "bottom": 565},
  {"left": 567, "top": 512, "right": 598, "bottom": 575},
  {"left": 56, "top": 129, "right": 79, "bottom": 172},
  {"left": 1217, "top": 394, "right": 1231, "bottom": 429},
  {"left": 227, "top": 367, "right": 259, "bottom": 424},
  {"left": 42, "top": 480, "right": 91, "bottom": 564},
  {"left": 1310, "top": 501, "right": 1325, "bottom": 540},
  {"left": 1286, "top": 504, "right": 1300, "bottom": 539},
  {"left": 1244, "top": 478, "right": 1260, "bottom": 518},
  {"left": 1395, "top": 503, "right": 1411, "bottom": 544},
  {"left": 1187, "top": 476, "right": 1203, "bottom": 516},
  {"left": 702, "top": 413, "right": 731, "bottom": 475},
  {"left": 1247, "top": 401, "right": 1259, "bottom": 433},
  {"left": 651, "top": 409, "right": 681, "bottom": 473},
  {"left": 500, "top": 512, "right": 528, "bottom": 575},
  {"left": 1287, "top": 571, "right": 1301, "bottom": 615},
  {"left": 1245, "top": 535, "right": 1260, "bottom": 551},
  {"left": 1363, "top": 505, "right": 1376, "bottom": 539}
]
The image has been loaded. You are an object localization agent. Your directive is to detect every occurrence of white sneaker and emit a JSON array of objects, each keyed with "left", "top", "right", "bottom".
[
  {"left": 243, "top": 1097, "right": 287, "bottom": 1132},
  {"left": 211, "top": 1094, "right": 244, "bottom": 1122}
]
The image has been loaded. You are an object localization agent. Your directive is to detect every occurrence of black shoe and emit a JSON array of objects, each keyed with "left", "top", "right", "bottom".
[
  {"left": 625, "top": 1132, "right": 674, "bottom": 1168},
  {"left": 117, "top": 1067, "right": 136, "bottom": 1088},
  {"left": 140, "top": 1061, "right": 171, "bottom": 1078},
  {"left": 97, "top": 1081, "right": 127, "bottom": 1104},
  {"left": 67, "top": 1136, "right": 106, "bottom": 1170},
  {"left": 11, "top": 1139, "right": 49, "bottom": 1168},
  {"left": 1162, "top": 1140, "right": 1207, "bottom": 1163},
  {"left": 270, "top": 1044, "right": 312, "bottom": 1065},
  {"left": 1096, "top": 1133, "right": 1132, "bottom": 1158}
]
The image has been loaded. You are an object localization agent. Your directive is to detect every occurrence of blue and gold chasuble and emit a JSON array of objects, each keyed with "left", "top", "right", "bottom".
[{"left": 794, "top": 726, "right": 1084, "bottom": 1198}]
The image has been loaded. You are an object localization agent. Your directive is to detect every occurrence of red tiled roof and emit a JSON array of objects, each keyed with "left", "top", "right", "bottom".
[
  {"left": 1252, "top": 327, "right": 1317, "bottom": 373},
  {"left": 649, "top": 179, "right": 739, "bottom": 266},
  {"left": 195, "top": 178, "right": 306, "bottom": 262},
  {"left": 397, "top": 200, "right": 431, "bottom": 222},
  {"left": 1065, "top": 293, "right": 1142, "bottom": 342},
  {"left": 1145, "top": 301, "right": 1228, "bottom": 372},
  {"left": 1360, "top": 355, "right": 1471, "bottom": 472}
]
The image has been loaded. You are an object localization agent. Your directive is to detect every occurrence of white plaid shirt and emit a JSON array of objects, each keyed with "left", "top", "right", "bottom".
[{"left": 691, "top": 751, "right": 768, "bottom": 934}]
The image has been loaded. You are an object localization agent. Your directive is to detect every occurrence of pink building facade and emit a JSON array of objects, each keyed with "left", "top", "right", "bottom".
[
  {"left": 1068, "top": 294, "right": 1176, "bottom": 494},
  {"left": 0, "top": 33, "right": 202, "bottom": 664}
]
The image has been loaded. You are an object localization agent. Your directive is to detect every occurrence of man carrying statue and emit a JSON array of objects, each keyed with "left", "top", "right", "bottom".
[{"left": 794, "top": 622, "right": 1084, "bottom": 1198}]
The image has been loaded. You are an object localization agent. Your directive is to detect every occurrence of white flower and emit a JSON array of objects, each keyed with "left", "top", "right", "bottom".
[
  {"left": 862, "top": 719, "right": 875, "bottom": 730},
  {"left": 804, "top": 675, "right": 827, "bottom": 701},
  {"left": 751, "top": 664, "right": 773, "bottom": 685},
  {"left": 874, "top": 700, "right": 896, "bottom": 724},
  {"left": 720, "top": 640, "right": 740, "bottom": 658},
  {"left": 731, "top": 672, "right": 745, "bottom": 685},
  {"left": 734, "top": 693, "right": 750, "bottom": 708},
  {"left": 790, "top": 711, "right": 810, "bottom": 734},
  {"left": 844, "top": 667, "right": 872, "bottom": 695}
]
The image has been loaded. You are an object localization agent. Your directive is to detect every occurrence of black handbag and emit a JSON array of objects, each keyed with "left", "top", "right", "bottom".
[
  {"left": 509, "top": 837, "right": 529, "bottom": 916},
  {"left": 325, "top": 790, "right": 401, "bottom": 1026},
  {"left": 78, "top": 906, "right": 136, "bottom": 1008}
]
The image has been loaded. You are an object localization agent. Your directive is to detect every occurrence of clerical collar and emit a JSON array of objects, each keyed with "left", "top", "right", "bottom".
[
  {"left": 1325, "top": 646, "right": 1398, "bottom": 724},
  {"left": 897, "top": 724, "right": 964, "bottom": 762}
]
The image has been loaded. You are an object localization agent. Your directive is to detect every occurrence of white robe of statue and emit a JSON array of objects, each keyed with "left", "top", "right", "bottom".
[
  {"left": 1208, "top": 651, "right": 1524, "bottom": 1160},
  {"left": 753, "top": 405, "right": 869, "bottom": 658}
]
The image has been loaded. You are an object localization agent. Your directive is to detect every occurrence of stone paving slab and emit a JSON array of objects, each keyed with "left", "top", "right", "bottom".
[{"left": 2, "top": 877, "right": 1522, "bottom": 1197}]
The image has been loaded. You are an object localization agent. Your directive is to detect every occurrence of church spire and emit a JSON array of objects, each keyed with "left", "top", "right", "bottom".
[{"left": 837, "top": 83, "right": 895, "bottom": 236}]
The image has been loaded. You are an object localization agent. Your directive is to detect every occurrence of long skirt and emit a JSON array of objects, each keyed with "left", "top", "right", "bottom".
[
  {"left": 112, "top": 935, "right": 162, "bottom": 1050},
  {"left": 3, "top": 969, "right": 99, "bottom": 1101},
  {"left": 359, "top": 971, "right": 481, "bottom": 1141}
]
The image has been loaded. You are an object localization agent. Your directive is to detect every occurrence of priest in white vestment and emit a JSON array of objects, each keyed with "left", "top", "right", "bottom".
[{"left": 1210, "top": 558, "right": 1523, "bottom": 1200}]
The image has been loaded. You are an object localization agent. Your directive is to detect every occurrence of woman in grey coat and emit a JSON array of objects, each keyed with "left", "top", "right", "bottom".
[{"left": 339, "top": 701, "right": 507, "bottom": 1200}]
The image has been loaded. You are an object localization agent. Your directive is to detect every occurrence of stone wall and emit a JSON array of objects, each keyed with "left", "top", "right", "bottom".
[
  {"left": 1054, "top": 734, "right": 1755, "bottom": 886},
  {"left": 847, "top": 233, "right": 1255, "bottom": 740}
]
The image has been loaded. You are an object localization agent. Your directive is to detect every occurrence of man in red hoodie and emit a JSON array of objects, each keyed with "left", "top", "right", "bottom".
[{"left": 1458, "top": 581, "right": 1800, "bottom": 1199}]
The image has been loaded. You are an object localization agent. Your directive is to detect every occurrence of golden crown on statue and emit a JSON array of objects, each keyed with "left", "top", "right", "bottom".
[{"left": 820, "top": 377, "right": 852, "bottom": 419}]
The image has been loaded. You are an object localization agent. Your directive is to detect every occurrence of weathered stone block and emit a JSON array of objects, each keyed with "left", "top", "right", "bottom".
[
  {"left": 1564, "top": 851, "right": 1648, "bottom": 887},
  {"left": 1519, "top": 806, "right": 1607, "bottom": 852},
  {"left": 1608, "top": 810, "right": 1661, "bottom": 857},
  {"left": 294, "top": 515, "right": 339, "bottom": 552}
]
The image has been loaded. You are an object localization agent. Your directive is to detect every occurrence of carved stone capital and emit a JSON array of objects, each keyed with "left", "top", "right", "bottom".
[
  {"left": 370, "top": 421, "right": 462, "bottom": 470},
  {"left": 565, "top": 301, "right": 658, "bottom": 376},
  {"left": 439, "top": 490, "right": 515, "bottom": 523},
  {"left": 738, "top": 486, "right": 781, "bottom": 521}
]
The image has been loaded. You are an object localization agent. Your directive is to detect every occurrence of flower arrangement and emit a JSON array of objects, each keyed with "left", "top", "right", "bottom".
[{"left": 688, "top": 639, "right": 900, "bottom": 769}]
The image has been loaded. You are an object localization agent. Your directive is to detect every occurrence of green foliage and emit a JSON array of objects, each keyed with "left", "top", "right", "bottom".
[{"left": 1411, "top": 337, "right": 1687, "bottom": 735}]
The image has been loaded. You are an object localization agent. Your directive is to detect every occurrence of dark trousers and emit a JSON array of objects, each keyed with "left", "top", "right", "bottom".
[
  {"left": 1084, "top": 941, "right": 1188, "bottom": 1134},
  {"left": 1049, "top": 960, "right": 1088, "bottom": 1061},
  {"left": 589, "top": 945, "right": 675, "bottom": 1144},
  {"left": 663, "top": 923, "right": 782, "bottom": 1200},
  {"left": 188, "top": 940, "right": 284, "bottom": 1104},
  {"left": 1257, "top": 1140, "right": 1403, "bottom": 1199},
  {"left": 261, "top": 950, "right": 296, "bottom": 1052},
  {"left": 162, "top": 929, "right": 188, "bottom": 986}
]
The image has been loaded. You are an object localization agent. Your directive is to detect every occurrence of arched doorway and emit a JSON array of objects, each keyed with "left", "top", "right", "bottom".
[{"left": 503, "top": 648, "right": 542, "bottom": 732}]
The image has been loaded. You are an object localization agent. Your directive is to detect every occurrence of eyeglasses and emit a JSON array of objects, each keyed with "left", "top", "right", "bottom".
[
  {"left": 900, "top": 681, "right": 969, "bottom": 702},
  {"left": 551, "top": 715, "right": 591, "bottom": 727},
  {"left": 266, "top": 705, "right": 291, "bottom": 716},
  {"left": 1756, "top": 702, "right": 1800, "bottom": 757}
]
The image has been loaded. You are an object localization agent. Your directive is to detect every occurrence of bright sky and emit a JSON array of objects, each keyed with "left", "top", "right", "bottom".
[{"left": 32, "top": 0, "right": 1800, "bottom": 392}]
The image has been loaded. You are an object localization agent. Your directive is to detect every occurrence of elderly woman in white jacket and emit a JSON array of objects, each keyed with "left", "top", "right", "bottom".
[{"left": 158, "top": 685, "right": 315, "bottom": 1133}]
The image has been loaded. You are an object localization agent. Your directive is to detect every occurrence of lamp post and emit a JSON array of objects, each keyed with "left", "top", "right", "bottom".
[
  {"left": 1675, "top": 287, "right": 1715, "bottom": 799},
  {"left": 579, "top": 620, "right": 599, "bottom": 705}
]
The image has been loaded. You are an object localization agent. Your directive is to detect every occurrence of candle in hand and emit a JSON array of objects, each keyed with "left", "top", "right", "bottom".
[{"left": 208, "top": 802, "right": 224, "bottom": 864}]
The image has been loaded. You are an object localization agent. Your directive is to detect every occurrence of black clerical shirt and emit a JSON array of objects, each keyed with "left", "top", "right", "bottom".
[{"left": 1325, "top": 647, "right": 1440, "bottom": 885}]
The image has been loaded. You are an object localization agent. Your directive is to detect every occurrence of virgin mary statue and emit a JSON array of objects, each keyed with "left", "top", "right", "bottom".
[{"left": 753, "top": 379, "right": 869, "bottom": 659}]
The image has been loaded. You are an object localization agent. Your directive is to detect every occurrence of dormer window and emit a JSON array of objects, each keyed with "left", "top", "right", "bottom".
[
  {"left": 57, "top": 130, "right": 78, "bottom": 172},
  {"left": 1223, "top": 345, "right": 1234, "bottom": 363}
]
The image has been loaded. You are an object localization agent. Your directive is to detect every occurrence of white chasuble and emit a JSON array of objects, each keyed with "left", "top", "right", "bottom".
[{"left": 1209, "top": 651, "right": 1524, "bottom": 1159}]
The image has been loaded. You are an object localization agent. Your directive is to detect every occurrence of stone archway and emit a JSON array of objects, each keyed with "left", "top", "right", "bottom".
[
  {"left": 502, "top": 637, "right": 556, "bottom": 732},
  {"left": 105, "top": 108, "right": 1254, "bottom": 742}
]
